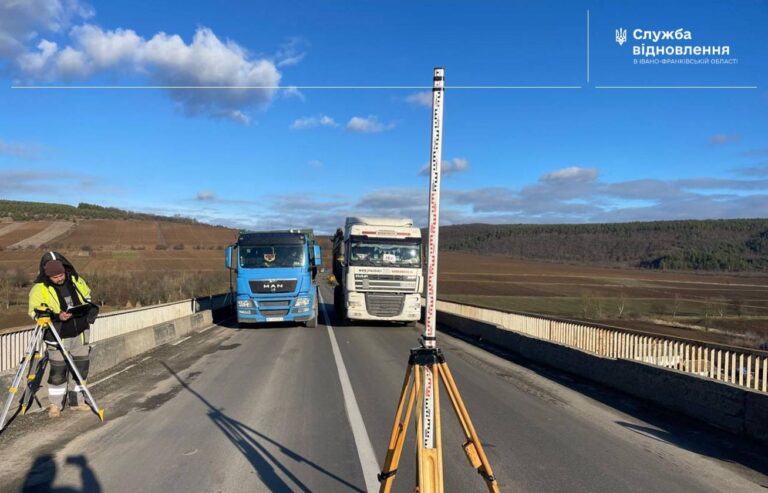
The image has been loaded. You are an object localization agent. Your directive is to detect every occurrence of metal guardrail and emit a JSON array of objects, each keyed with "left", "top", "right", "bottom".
[
  {"left": 437, "top": 300, "right": 768, "bottom": 394},
  {"left": 0, "top": 293, "right": 233, "bottom": 373},
  {"left": 4, "top": 294, "right": 765, "bottom": 394}
]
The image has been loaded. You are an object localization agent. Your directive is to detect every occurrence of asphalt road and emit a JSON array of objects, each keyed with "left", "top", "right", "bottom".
[{"left": 1, "top": 283, "right": 767, "bottom": 492}]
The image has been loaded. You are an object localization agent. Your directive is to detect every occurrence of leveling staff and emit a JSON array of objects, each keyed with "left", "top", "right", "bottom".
[{"left": 28, "top": 253, "right": 98, "bottom": 418}]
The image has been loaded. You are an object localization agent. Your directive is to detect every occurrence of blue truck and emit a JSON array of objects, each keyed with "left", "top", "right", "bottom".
[{"left": 225, "top": 229, "right": 321, "bottom": 328}]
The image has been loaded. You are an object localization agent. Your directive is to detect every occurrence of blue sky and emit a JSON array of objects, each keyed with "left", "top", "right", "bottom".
[{"left": 0, "top": 0, "right": 766, "bottom": 232}]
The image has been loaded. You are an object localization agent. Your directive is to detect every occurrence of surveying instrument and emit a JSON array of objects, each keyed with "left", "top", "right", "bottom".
[
  {"left": 376, "top": 68, "right": 500, "bottom": 492},
  {"left": 0, "top": 306, "right": 104, "bottom": 431}
]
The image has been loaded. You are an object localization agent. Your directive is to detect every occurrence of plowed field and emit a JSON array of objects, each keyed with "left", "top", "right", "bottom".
[{"left": 438, "top": 252, "right": 768, "bottom": 348}]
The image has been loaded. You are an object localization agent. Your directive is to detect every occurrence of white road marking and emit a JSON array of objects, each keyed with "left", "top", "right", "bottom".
[
  {"left": 172, "top": 336, "right": 192, "bottom": 346},
  {"left": 200, "top": 324, "right": 216, "bottom": 333},
  {"left": 91, "top": 364, "right": 135, "bottom": 387},
  {"left": 319, "top": 291, "right": 380, "bottom": 493},
  {"left": 139, "top": 356, "right": 151, "bottom": 362}
]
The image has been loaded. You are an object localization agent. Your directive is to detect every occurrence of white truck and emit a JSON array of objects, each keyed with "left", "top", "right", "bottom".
[{"left": 332, "top": 217, "right": 423, "bottom": 324}]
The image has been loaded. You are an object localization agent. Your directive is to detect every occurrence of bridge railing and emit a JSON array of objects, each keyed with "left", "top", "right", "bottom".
[
  {"left": 436, "top": 299, "right": 768, "bottom": 394},
  {"left": 0, "top": 292, "right": 233, "bottom": 373}
]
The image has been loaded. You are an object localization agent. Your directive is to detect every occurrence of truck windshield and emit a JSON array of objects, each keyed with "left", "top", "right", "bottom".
[
  {"left": 349, "top": 239, "right": 421, "bottom": 267},
  {"left": 240, "top": 244, "right": 305, "bottom": 268}
]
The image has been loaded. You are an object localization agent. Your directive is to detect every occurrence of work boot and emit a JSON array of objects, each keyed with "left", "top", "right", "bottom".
[
  {"left": 48, "top": 404, "right": 61, "bottom": 418},
  {"left": 72, "top": 403, "right": 91, "bottom": 412}
]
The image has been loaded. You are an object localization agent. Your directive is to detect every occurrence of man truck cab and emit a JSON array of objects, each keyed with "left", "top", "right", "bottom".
[{"left": 226, "top": 230, "right": 321, "bottom": 328}]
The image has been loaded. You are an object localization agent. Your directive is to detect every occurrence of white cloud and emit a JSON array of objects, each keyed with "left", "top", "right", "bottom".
[
  {"left": 541, "top": 166, "right": 598, "bottom": 183},
  {"left": 0, "top": 0, "right": 93, "bottom": 57},
  {"left": 709, "top": 134, "right": 740, "bottom": 145},
  {"left": 290, "top": 115, "right": 337, "bottom": 129},
  {"left": 734, "top": 163, "right": 768, "bottom": 177},
  {"left": 346, "top": 115, "right": 395, "bottom": 133},
  {"left": 281, "top": 86, "right": 305, "bottom": 101},
  {"left": 405, "top": 91, "right": 432, "bottom": 108},
  {"left": 0, "top": 138, "right": 43, "bottom": 159},
  {"left": 274, "top": 37, "right": 307, "bottom": 67},
  {"left": 4, "top": 4, "right": 283, "bottom": 123},
  {"left": 308, "top": 159, "right": 323, "bottom": 168},
  {"left": 0, "top": 169, "right": 115, "bottom": 195},
  {"left": 419, "top": 158, "right": 470, "bottom": 177},
  {"left": 196, "top": 191, "right": 216, "bottom": 201}
]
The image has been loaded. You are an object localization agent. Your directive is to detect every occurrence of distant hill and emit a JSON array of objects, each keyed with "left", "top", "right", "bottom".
[
  {"left": 436, "top": 219, "right": 768, "bottom": 272},
  {"left": 0, "top": 200, "right": 200, "bottom": 224}
]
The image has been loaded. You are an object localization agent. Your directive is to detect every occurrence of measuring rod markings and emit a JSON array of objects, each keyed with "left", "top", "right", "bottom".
[
  {"left": 319, "top": 291, "right": 380, "bottom": 493},
  {"left": 422, "top": 67, "right": 445, "bottom": 450}
]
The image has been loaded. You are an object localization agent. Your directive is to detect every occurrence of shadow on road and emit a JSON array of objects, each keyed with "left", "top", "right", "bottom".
[
  {"left": 440, "top": 324, "right": 768, "bottom": 480},
  {"left": 159, "top": 362, "right": 364, "bottom": 493},
  {"left": 21, "top": 454, "right": 101, "bottom": 493}
]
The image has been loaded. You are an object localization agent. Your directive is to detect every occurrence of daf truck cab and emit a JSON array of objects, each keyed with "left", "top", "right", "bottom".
[{"left": 332, "top": 217, "right": 423, "bottom": 324}]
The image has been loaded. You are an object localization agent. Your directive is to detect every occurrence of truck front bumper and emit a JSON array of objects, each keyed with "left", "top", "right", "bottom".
[{"left": 346, "top": 292, "right": 421, "bottom": 321}]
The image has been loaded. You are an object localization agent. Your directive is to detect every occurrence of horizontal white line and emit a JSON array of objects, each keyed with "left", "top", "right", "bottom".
[
  {"left": 172, "top": 336, "right": 192, "bottom": 346},
  {"left": 91, "top": 364, "right": 135, "bottom": 386},
  {"left": 200, "top": 325, "right": 216, "bottom": 333},
  {"left": 595, "top": 86, "right": 758, "bottom": 89},
  {"left": 11, "top": 85, "right": 582, "bottom": 90},
  {"left": 140, "top": 356, "right": 151, "bottom": 362}
]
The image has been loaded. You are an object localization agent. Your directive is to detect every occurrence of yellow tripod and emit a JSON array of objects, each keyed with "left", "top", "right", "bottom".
[
  {"left": 377, "top": 67, "right": 500, "bottom": 492},
  {"left": 0, "top": 311, "right": 104, "bottom": 430},
  {"left": 377, "top": 346, "right": 500, "bottom": 493}
]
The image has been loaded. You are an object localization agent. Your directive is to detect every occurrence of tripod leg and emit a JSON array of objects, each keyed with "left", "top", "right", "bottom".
[
  {"left": 379, "top": 364, "right": 418, "bottom": 493},
  {"left": 21, "top": 351, "right": 48, "bottom": 415},
  {"left": 20, "top": 333, "right": 47, "bottom": 414},
  {"left": 438, "top": 362, "right": 500, "bottom": 493},
  {"left": 1, "top": 325, "right": 43, "bottom": 430},
  {"left": 44, "top": 323, "right": 104, "bottom": 422}
]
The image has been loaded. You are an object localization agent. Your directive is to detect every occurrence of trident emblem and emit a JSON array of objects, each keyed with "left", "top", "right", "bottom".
[{"left": 616, "top": 28, "right": 627, "bottom": 46}]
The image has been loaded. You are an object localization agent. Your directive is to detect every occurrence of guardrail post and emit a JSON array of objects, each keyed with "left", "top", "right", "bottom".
[{"left": 739, "top": 354, "right": 744, "bottom": 386}]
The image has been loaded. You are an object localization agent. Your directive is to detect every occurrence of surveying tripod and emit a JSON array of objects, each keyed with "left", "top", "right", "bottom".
[
  {"left": 0, "top": 308, "right": 104, "bottom": 431},
  {"left": 376, "top": 68, "right": 500, "bottom": 492}
]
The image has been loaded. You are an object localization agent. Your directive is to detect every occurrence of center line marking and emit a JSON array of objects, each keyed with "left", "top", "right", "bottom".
[{"left": 320, "top": 291, "right": 380, "bottom": 493}]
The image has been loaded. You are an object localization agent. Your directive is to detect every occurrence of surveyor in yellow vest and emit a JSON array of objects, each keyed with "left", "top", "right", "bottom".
[{"left": 28, "top": 253, "right": 98, "bottom": 418}]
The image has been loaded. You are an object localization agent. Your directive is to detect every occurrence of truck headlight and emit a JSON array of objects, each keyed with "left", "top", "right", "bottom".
[
  {"left": 238, "top": 299, "right": 255, "bottom": 308},
  {"left": 294, "top": 296, "right": 310, "bottom": 308}
]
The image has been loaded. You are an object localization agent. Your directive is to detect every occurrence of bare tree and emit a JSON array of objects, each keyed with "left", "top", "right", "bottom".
[{"left": 617, "top": 292, "right": 627, "bottom": 319}]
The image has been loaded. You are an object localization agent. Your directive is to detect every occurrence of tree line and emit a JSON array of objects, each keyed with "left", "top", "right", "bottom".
[
  {"left": 0, "top": 200, "right": 200, "bottom": 224},
  {"left": 432, "top": 219, "right": 768, "bottom": 272}
]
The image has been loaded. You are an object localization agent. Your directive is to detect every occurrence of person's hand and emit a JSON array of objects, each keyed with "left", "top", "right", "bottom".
[{"left": 59, "top": 311, "right": 72, "bottom": 321}]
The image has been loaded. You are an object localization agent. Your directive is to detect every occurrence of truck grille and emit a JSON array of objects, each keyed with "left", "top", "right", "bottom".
[
  {"left": 260, "top": 309, "right": 289, "bottom": 317},
  {"left": 249, "top": 279, "right": 297, "bottom": 294},
  {"left": 355, "top": 274, "right": 417, "bottom": 293},
  {"left": 365, "top": 293, "right": 405, "bottom": 317},
  {"left": 259, "top": 300, "right": 289, "bottom": 308}
]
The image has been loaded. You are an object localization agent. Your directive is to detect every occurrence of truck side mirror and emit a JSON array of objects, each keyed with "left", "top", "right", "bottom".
[
  {"left": 313, "top": 245, "right": 322, "bottom": 267},
  {"left": 225, "top": 245, "right": 233, "bottom": 269}
]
